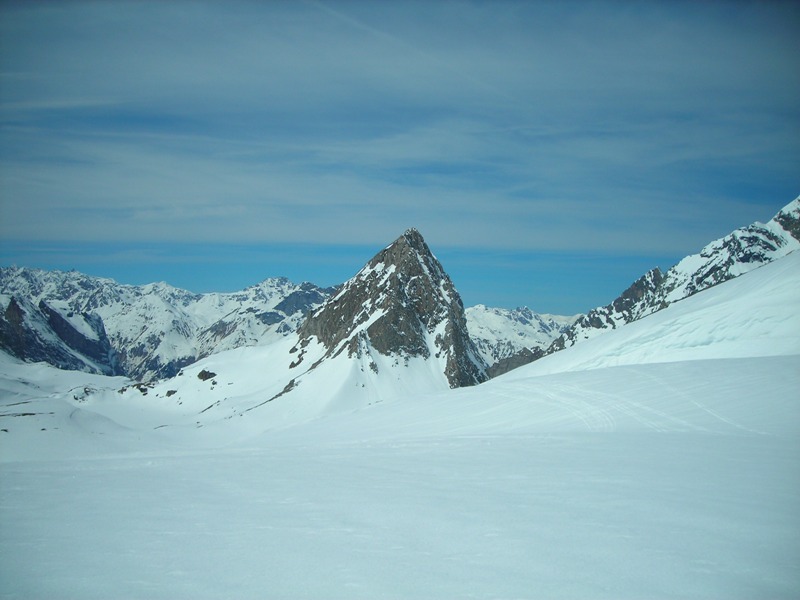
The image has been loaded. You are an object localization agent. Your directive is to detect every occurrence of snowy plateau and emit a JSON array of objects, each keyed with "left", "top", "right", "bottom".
[{"left": 1, "top": 199, "right": 800, "bottom": 599}]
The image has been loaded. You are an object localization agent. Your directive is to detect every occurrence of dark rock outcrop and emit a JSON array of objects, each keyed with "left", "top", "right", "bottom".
[
  {"left": 0, "top": 296, "right": 119, "bottom": 375},
  {"left": 486, "top": 347, "right": 545, "bottom": 378}
]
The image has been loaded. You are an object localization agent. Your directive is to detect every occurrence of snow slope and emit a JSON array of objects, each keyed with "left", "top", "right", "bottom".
[
  {"left": 1, "top": 251, "right": 798, "bottom": 599},
  {"left": 509, "top": 249, "right": 800, "bottom": 378}
]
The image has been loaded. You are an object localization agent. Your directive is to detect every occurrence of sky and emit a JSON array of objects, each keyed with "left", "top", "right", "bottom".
[{"left": 0, "top": 0, "right": 798, "bottom": 315}]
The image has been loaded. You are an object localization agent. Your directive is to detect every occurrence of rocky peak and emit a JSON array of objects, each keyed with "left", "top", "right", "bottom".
[
  {"left": 297, "top": 229, "right": 487, "bottom": 388},
  {"left": 774, "top": 198, "right": 800, "bottom": 242},
  {"left": 547, "top": 267, "right": 667, "bottom": 353},
  {"left": 610, "top": 268, "right": 665, "bottom": 318}
]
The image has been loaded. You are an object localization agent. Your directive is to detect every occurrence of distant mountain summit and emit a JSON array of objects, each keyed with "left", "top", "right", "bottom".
[
  {"left": 296, "top": 228, "right": 487, "bottom": 388},
  {"left": 465, "top": 305, "right": 577, "bottom": 376},
  {"left": 0, "top": 268, "right": 333, "bottom": 380}
]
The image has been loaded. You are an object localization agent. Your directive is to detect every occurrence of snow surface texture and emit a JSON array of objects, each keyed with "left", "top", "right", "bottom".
[{"left": 1, "top": 250, "right": 799, "bottom": 599}]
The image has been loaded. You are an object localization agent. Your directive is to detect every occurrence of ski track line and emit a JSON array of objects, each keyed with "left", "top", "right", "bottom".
[
  {"left": 612, "top": 390, "right": 710, "bottom": 433},
  {"left": 496, "top": 383, "right": 617, "bottom": 432},
  {"left": 545, "top": 384, "right": 617, "bottom": 432},
  {"left": 577, "top": 386, "right": 670, "bottom": 433},
  {"left": 636, "top": 367, "right": 766, "bottom": 435},
  {"left": 524, "top": 380, "right": 668, "bottom": 433}
]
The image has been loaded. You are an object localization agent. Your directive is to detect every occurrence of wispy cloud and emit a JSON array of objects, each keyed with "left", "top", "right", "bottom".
[{"left": 1, "top": 0, "right": 798, "bottom": 310}]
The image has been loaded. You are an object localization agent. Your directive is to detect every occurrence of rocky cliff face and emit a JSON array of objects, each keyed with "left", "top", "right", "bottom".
[
  {"left": 0, "top": 296, "right": 118, "bottom": 375},
  {"left": 297, "top": 228, "right": 487, "bottom": 388},
  {"left": 548, "top": 268, "right": 667, "bottom": 352},
  {"left": 656, "top": 198, "right": 800, "bottom": 305}
]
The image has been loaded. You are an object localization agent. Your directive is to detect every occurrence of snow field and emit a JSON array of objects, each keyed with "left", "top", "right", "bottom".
[
  {"left": 2, "top": 412, "right": 798, "bottom": 599},
  {"left": 2, "top": 354, "right": 799, "bottom": 599},
  {"left": 1, "top": 250, "right": 799, "bottom": 598}
]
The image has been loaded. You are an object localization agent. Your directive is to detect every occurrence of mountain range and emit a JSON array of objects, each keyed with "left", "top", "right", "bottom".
[
  {"left": 1, "top": 197, "right": 798, "bottom": 390},
  {"left": 2, "top": 197, "right": 799, "bottom": 599},
  {"left": 0, "top": 270, "right": 335, "bottom": 380}
]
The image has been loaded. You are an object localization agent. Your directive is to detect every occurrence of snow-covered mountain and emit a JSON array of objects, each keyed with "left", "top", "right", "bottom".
[
  {"left": 465, "top": 305, "right": 578, "bottom": 376},
  {"left": 1, "top": 243, "right": 566, "bottom": 383},
  {"left": 0, "top": 294, "right": 118, "bottom": 375},
  {"left": 547, "top": 196, "right": 800, "bottom": 353},
  {"left": 2, "top": 197, "right": 797, "bottom": 382},
  {"left": 3, "top": 248, "right": 797, "bottom": 448},
  {"left": 131, "top": 229, "right": 489, "bottom": 426},
  {"left": 3, "top": 232, "right": 797, "bottom": 451},
  {"left": 26, "top": 228, "right": 484, "bottom": 433},
  {"left": 0, "top": 268, "right": 334, "bottom": 381}
]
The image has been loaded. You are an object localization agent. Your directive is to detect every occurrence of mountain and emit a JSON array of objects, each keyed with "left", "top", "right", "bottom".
[
  {"left": 97, "top": 229, "right": 489, "bottom": 427},
  {"left": 0, "top": 268, "right": 334, "bottom": 381},
  {"left": 511, "top": 248, "right": 800, "bottom": 378},
  {"left": 0, "top": 295, "right": 118, "bottom": 375},
  {"left": 545, "top": 197, "right": 800, "bottom": 355},
  {"left": 5, "top": 250, "right": 798, "bottom": 444},
  {"left": 3, "top": 198, "right": 797, "bottom": 382},
  {"left": 0, "top": 258, "right": 563, "bottom": 384},
  {"left": 296, "top": 228, "right": 487, "bottom": 389},
  {"left": 465, "top": 305, "right": 578, "bottom": 376}
]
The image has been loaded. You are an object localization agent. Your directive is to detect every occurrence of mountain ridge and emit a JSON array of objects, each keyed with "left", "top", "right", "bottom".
[
  {"left": 540, "top": 197, "right": 800, "bottom": 358},
  {"left": 0, "top": 267, "right": 335, "bottom": 380},
  {"left": 1, "top": 197, "right": 798, "bottom": 381}
]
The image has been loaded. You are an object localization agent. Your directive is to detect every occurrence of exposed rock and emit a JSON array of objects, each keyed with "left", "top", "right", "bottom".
[
  {"left": 37, "top": 300, "right": 117, "bottom": 372},
  {"left": 0, "top": 296, "right": 119, "bottom": 375},
  {"left": 197, "top": 369, "right": 216, "bottom": 381},
  {"left": 486, "top": 347, "right": 545, "bottom": 378},
  {"left": 297, "top": 228, "right": 487, "bottom": 388}
]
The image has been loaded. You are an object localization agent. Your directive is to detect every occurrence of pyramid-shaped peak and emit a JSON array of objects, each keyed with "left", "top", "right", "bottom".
[
  {"left": 296, "top": 229, "right": 487, "bottom": 388},
  {"left": 402, "top": 227, "right": 424, "bottom": 242},
  {"left": 386, "top": 227, "right": 429, "bottom": 254},
  {"left": 375, "top": 228, "right": 444, "bottom": 280}
]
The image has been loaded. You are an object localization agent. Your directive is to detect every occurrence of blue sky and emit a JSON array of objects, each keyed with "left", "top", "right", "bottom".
[{"left": 0, "top": 1, "right": 798, "bottom": 314}]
